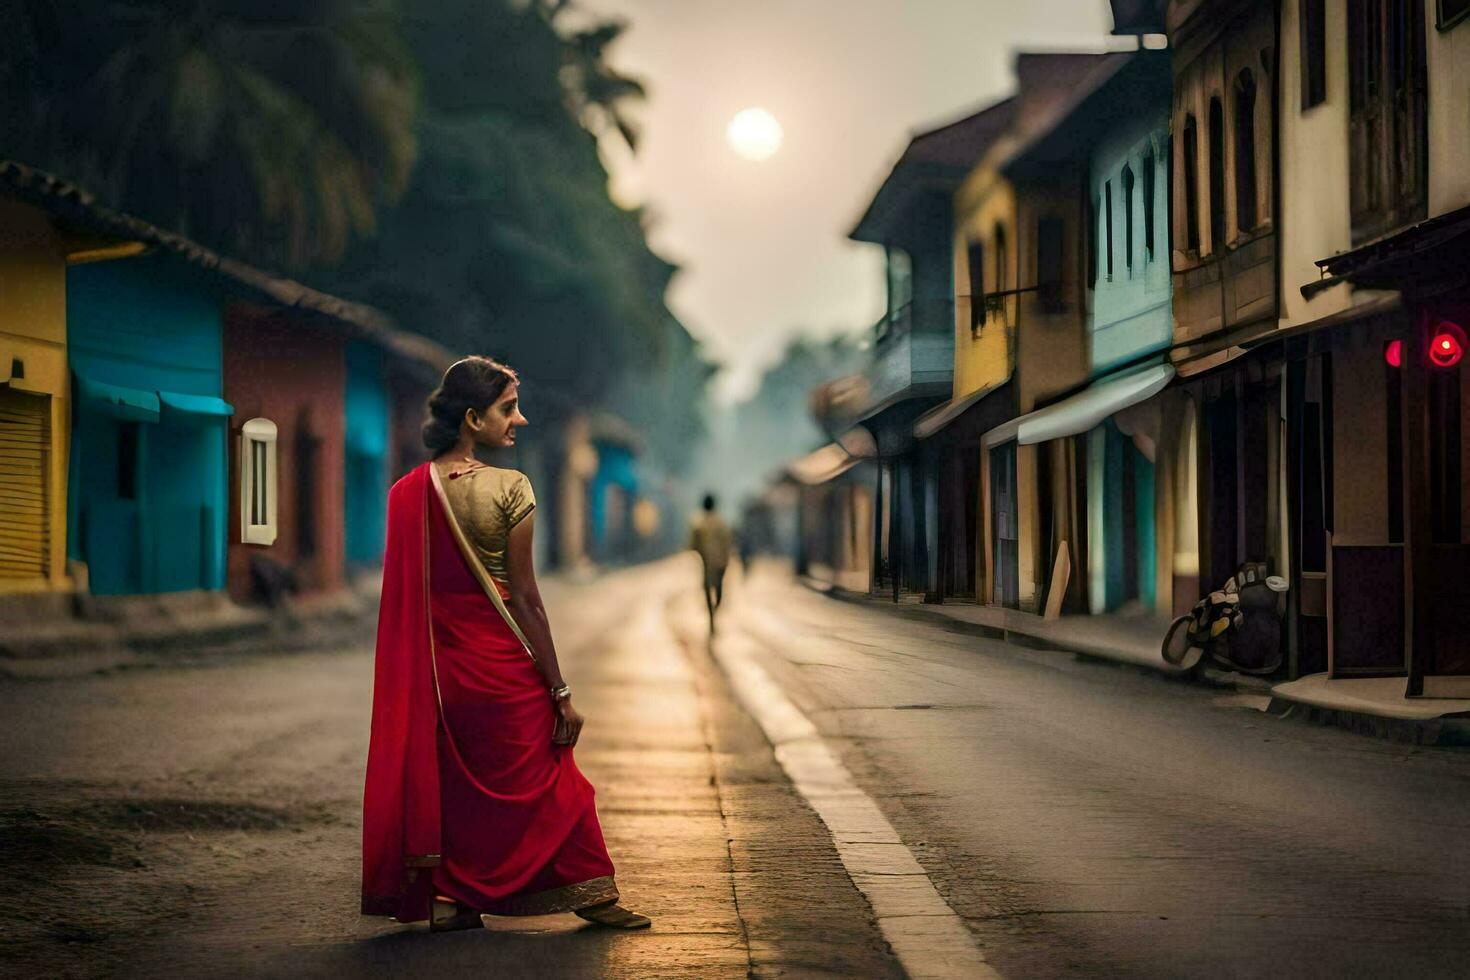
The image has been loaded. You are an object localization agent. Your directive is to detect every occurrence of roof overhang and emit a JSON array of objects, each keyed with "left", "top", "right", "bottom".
[
  {"left": 1002, "top": 52, "right": 1163, "bottom": 181},
  {"left": 0, "top": 159, "right": 454, "bottom": 379},
  {"left": 1109, "top": 0, "right": 1169, "bottom": 34},
  {"left": 786, "top": 427, "right": 877, "bottom": 486},
  {"left": 1315, "top": 205, "right": 1470, "bottom": 296}
]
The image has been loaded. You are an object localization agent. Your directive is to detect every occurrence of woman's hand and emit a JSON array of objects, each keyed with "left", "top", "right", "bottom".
[{"left": 553, "top": 698, "right": 585, "bottom": 747}]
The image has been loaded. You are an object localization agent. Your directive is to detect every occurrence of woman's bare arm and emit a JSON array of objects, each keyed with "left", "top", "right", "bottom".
[
  {"left": 506, "top": 513, "right": 584, "bottom": 744},
  {"left": 506, "top": 512, "right": 563, "bottom": 687}
]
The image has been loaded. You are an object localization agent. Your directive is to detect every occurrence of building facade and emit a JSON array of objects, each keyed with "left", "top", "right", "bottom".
[
  {"left": 222, "top": 305, "right": 348, "bottom": 602},
  {"left": 1276, "top": 0, "right": 1470, "bottom": 693},
  {"left": 0, "top": 197, "right": 72, "bottom": 597},
  {"left": 66, "top": 255, "right": 234, "bottom": 597}
]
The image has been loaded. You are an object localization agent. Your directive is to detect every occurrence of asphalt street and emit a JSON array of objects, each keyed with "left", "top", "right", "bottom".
[
  {"left": 728, "top": 564, "right": 1470, "bottom": 978},
  {"left": 3, "top": 557, "right": 1469, "bottom": 978}
]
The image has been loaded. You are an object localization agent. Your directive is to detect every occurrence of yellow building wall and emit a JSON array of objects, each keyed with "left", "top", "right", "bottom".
[
  {"left": 952, "top": 169, "right": 1017, "bottom": 401},
  {"left": 1013, "top": 184, "right": 1090, "bottom": 415},
  {"left": 0, "top": 199, "right": 72, "bottom": 593}
]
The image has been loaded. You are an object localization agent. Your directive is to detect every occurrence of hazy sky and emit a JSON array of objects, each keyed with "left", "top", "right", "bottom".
[{"left": 579, "top": 0, "right": 1118, "bottom": 401}]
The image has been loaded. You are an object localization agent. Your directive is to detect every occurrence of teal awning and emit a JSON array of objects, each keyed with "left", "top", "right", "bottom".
[
  {"left": 158, "top": 391, "right": 234, "bottom": 424},
  {"left": 75, "top": 374, "right": 160, "bottom": 423}
]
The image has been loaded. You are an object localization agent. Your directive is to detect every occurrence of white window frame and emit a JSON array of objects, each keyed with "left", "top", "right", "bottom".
[{"left": 240, "top": 417, "right": 278, "bottom": 546}]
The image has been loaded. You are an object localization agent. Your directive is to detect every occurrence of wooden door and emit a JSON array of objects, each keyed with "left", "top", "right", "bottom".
[{"left": 991, "top": 442, "right": 1019, "bottom": 608}]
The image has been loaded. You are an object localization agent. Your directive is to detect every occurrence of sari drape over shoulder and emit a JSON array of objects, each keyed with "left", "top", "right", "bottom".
[{"left": 361, "top": 462, "right": 616, "bottom": 922}]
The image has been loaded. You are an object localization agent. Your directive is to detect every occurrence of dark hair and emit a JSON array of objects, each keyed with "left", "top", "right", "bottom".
[
  {"left": 422, "top": 356, "right": 519, "bottom": 455},
  {"left": 702, "top": 493, "right": 717, "bottom": 511}
]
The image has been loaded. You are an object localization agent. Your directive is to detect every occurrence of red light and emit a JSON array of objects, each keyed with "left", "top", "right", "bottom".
[
  {"left": 1384, "top": 339, "right": 1403, "bottom": 367},
  {"left": 1430, "top": 322, "right": 1465, "bottom": 369}
]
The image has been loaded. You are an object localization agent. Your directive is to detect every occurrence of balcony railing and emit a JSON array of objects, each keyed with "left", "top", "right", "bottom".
[{"left": 873, "top": 298, "right": 955, "bottom": 346}]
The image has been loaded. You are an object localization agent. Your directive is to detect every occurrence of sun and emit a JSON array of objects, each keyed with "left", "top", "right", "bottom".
[{"left": 726, "top": 107, "right": 783, "bottom": 161}]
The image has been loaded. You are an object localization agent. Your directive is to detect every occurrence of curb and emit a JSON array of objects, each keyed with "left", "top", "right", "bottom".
[
  {"left": 802, "top": 579, "right": 1468, "bottom": 744},
  {"left": 0, "top": 599, "right": 377, "bottom": 680}
]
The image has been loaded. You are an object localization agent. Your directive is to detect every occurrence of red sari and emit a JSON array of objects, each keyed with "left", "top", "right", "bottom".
[{"left": 362, "top": 463, "right": 616, "bottom": 921}]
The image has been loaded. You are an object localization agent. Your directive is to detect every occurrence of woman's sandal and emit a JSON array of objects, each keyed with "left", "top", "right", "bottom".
[
  {"left": 430, "top": 897, "right": 485, "bottom": 933},
  {"left": 575, "top": 900, "right": 652, "bottom": 930}
]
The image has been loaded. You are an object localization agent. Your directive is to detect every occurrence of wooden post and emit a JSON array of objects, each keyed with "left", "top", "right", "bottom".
[{"left": 1404, "top": 309, "right": 1433, "bottom": 695}]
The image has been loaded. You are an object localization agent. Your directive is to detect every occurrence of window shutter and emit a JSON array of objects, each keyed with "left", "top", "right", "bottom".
[
  {"left": 240, "top": 418, "right": 278, "bottom": 546},
  {"left": 0, "top": 388, "right": 50, "bottom": 582}
]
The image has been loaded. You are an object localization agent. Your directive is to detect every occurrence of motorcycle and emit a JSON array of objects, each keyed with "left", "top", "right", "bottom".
[{"left": 1162, "top": 561, "right": 1289, "bottom": 675}]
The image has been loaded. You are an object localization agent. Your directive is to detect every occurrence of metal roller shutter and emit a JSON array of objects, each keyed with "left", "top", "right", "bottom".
[{"left": 0, "top": 388, "right": 50, "bottom": 581}]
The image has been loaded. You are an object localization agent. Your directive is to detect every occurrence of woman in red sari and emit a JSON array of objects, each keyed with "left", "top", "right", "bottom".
[{"left": 362, "top": 356, "right": 648, "bottom": 932}]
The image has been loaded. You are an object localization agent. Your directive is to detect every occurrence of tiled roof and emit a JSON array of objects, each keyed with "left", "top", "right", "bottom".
[{"left": 0, "top": 159, "right": 454, "bottom": 378}]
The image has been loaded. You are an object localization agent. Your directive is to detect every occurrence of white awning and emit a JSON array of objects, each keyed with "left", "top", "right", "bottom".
[
  {"left": 982, "top": 363, "right": 1175, "bottom": 447},
  {"left": 786, "top": 427, "right": 876, "bottom": 486}
]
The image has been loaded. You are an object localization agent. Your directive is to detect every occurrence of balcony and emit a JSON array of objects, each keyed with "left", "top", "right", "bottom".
[{"left": 862, "top": 299, "right": 955, "bottom": 420}]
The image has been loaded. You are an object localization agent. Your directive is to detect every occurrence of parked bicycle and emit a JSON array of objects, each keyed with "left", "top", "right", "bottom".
[{"left": 1162, "top": 561, "right": 1289, "bottom": 675}]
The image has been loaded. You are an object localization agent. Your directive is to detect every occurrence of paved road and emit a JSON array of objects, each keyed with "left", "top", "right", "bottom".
[
  {"left": 0, "top": 561, "right": 898, "bottom": 979},
  {"left": 726, "top": 564, "right": 1470, "bottom": 978},
  {"left": 6, "top": 557, "right": 1469, "bottom": 978}
]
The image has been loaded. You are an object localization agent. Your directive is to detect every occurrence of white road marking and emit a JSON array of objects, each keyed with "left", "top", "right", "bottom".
[{"left": 712, "top": 628, "right": 1001, "bottom": 980}]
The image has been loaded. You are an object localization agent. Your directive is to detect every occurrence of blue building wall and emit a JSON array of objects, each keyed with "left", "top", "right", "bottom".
[
  {"left": 66, "top": 255, "right": 231, "bottom": 595},
  {"left": 344, "top": 341, "right": 390, "bottom": 565},
  {"left": 1089, "top": 107, "right": 1172, "bottom": 375},
  {"left": 588, "top": 442, "right": 637, "bottom": 563},
  {"left": 1085, "top": 95, "right": 1171, "bottom": 613}
]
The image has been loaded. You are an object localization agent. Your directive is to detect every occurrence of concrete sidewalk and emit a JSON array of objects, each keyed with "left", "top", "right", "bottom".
[
  {"left": 808, "top": 576, "right": 1470, "bottom": 743},
  {"left": 806, "top": 577, "right": 1184, "bottom": 676},
  {"left": 0, "top": 577, "right": 381, "bottom": 678}
]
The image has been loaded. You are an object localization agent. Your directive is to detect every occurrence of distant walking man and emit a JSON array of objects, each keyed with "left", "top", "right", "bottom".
[{"left": 689, "top": 494, "right": 733, "bottom": 632}]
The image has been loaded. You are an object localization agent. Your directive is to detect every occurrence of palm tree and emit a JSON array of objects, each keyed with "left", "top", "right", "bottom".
[
  {"left": 553, "top": 12, "right": 646, "bottom": 151},
  {"left": 0, "top": 0, "right": 418, "bottom": 268}
]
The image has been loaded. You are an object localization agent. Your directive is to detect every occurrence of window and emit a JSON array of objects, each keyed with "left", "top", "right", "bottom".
[
  {"left": 967, "top": 241, "right": 986, "bottom": 332},
  {"left": 1104, "top": 180, "right": 1114, "bottom": 280},
  {"left": 1348, "top": 0, "right": 1427, "bottom": 240},
  {"left": 1182, "top": 114, "right": 1200, "bottom": 252},
  {"left": 1086, "top": 190, "right": 1098, "bottom": 287},
  {"left": 1440, "top": 0, "right": 1470, "bottom": 30},
  {"left": 1142, "top": 148, "right": 1156, "bottom": 261},
  {"left": 886, "top": 247, "right": 913, "bottom": 318},
  {"left": 1301, "top": 0, "right": 1327, "bottom": 108},
  {"left": 1037, "top": 216, "right": 1065, "bottom": 314},
  {"left": 1208, "top": 97, "right": 1225, "bottom": 251},
  {"left": 1235, "top": 70, "right": 1258, "bottom": 233},
  {"left": 1122, "top": 165, "right": 1135, "bottom": 275},
  {"left": 240, "top": 417, "right": 278, "bottom": 546},
  {"left": 993, "top": 223, "right": 1008, "bottom": 300},
  {"left": 116, "top": 421, "right": 139, "bottom": 501}
]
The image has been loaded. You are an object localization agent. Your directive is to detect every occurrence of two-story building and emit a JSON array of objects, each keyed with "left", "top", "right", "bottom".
[
  {"left": 953, "top": 54, "right": 1119, "bottom": 613},
  {"left": 1276, "top": 0, "right": 1470, "bottom": 694},
  {"left": 1164, "top": 0, "right": 1284, "bottom": 635},
  {"left": 971, "top": 49, "right": 1179, "bottom": 623},
  {"left": 848, "top": 100, "right": 1014, "bottom": 601}
]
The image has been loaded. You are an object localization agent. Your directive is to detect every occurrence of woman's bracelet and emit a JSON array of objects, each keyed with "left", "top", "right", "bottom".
[{"left": 549, "top": 684, "right": 571, "bottom": 702}]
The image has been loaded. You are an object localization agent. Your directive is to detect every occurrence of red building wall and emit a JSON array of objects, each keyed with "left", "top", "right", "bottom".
[{"left": 222, "top": 305, "right": 347, "bottom": 602}]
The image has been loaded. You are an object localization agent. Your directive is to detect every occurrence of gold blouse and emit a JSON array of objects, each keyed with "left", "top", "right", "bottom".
[{"left": 436, "top": 464, "right": 536, "bottom": 583}]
